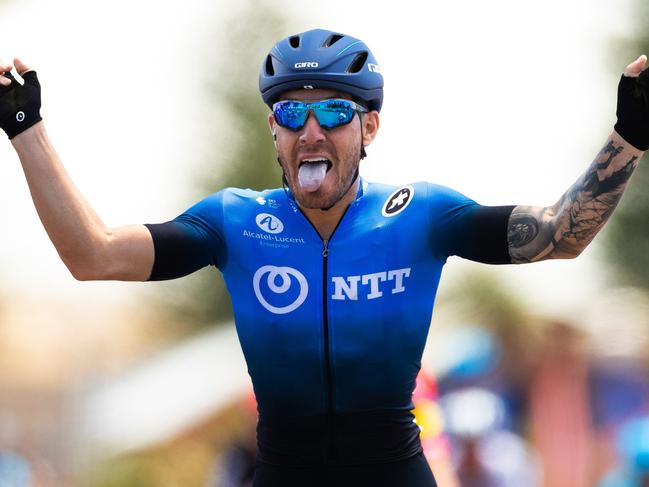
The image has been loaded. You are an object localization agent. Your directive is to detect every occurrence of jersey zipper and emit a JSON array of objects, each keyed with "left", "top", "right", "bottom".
[
  {"left": 322, "top": 238, "right": 335, "bottom": 462},
  {"left": 295, "top": 206, "right": 351, "bottom": 464}
]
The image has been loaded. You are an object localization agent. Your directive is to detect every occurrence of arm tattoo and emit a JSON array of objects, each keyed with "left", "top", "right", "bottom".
[{"left": 508, "top": 136, "right": 641, "bottom": 263}]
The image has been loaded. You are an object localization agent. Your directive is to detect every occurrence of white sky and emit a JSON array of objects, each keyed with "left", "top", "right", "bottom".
[{"left": 0, "top": 0, "right": 640, "bottom": 318}]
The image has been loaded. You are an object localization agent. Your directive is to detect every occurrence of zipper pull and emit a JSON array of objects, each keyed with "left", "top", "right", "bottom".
[{"left": 323, "top": 239, "right": 329, "bottom": 258}]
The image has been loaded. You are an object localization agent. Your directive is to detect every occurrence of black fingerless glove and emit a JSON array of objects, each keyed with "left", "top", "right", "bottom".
[
  {"left": 614, "top": 69, "right": 649, "bottom": 151},
  {"left": 0, "top": 71, "right": 42, "bottom": 139}
]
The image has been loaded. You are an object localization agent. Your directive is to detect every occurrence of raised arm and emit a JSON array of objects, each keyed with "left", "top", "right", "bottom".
[
  {"left": 507, "top": 56, "right": 648, "bottom": 263},
  {"left": 1, "top": 58, "right": 154, "bottom": 281},
  {"left": 507, "top": 131, "right": 641, "bottom": 262}
]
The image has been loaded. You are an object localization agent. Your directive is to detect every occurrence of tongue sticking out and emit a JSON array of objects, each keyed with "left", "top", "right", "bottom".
[{"left": 298, "top": 161, "right": 328, "bottom": 192}]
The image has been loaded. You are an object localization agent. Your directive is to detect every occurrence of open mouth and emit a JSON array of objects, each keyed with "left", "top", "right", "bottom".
[
  {"left": 297, "top": 158, "right": 332, "bottom": 192},
  {"left": 298, "top": 158, "right": 333, "bottom": 172}
]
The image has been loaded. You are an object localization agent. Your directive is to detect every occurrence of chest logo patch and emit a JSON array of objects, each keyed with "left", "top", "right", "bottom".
[
  {"left": 382, "top": 186, "right": 414, "bottom": 217},
  {"left": 256, "top": 213, "right": 284, "bottom": 234},
  {"left": 253, "top": 265, "right": 309, "bottom": 314}
]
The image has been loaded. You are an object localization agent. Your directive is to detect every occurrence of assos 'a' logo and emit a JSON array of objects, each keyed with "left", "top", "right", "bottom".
[
  {"left": 294, "top": 62, "right": 319, "bottom": 69},
  {"left": 253, "top": 265, "right": 308, "bottom": 314},
  {"left": 382, "top": 186, "right": 414, "bottom": 217},
  {"left": 256, "top": 213, "right": 284, "bottom": 234}
]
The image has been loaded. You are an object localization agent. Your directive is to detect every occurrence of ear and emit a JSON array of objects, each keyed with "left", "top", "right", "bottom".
[
  {"left": 361, "top": 111, "right": 380, "bottom": 146},
  {"left": 268, "top": 113, "right": 277, "bottom": 141}
]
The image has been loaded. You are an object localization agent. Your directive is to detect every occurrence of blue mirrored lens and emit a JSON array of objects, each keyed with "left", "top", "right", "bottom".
[
  {"left": 313, "top": 100, "right": 355, "bottom": 129},
  {"left": 274, "top": 102, "right": 308, "bottom": 131},
  {"left": 273, "top": 100, "right": 357, "bottom": 131}
]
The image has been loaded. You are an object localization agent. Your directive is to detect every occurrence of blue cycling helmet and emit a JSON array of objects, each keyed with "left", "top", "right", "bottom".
[{"left": 260, "top": 29, "right": 384, "bottom": 112}]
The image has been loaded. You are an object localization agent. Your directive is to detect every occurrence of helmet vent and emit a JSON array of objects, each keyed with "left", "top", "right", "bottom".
[
  {"left": 346, "top": 52, "right": 368, "bottom": 74},
  {"left": 265, "top": 55, "right": 275, "bottom": 75},
  {"left": 289, "top": 36, "right": 300, "bottom": 48},
  {"left": 323, "top": 34, "right": 344, "bottom": 47}
]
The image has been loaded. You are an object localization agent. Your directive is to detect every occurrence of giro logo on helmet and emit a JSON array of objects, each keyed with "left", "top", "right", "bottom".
[
  {"left": 253, "top": 265, "right": 309, "bottom": 314},
  {"left": 294, "top": 62, "right": 319, "bottom": 69},
  {"left": 368, "top": 63, "right": 381, "bottom": 74}
]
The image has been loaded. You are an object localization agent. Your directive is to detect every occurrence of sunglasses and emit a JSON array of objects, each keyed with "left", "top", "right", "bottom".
[{"left": 272, "top": 98, "right": 368, "bottom": 132}]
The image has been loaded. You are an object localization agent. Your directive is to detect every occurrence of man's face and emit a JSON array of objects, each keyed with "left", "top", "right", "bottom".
[{"left": 268, "top": 88, "right": 379, "bottom": 210}]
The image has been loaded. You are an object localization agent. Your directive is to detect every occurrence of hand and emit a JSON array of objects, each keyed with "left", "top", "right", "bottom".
[
  {"left": 624, "top": 54, "right": 647, "bottom": 77},
  {"left": 614, "top": 54, "right": 649, "bottom": 151},
  {"left": 0, "top": 56, "right": 42, "bottom": 139}
]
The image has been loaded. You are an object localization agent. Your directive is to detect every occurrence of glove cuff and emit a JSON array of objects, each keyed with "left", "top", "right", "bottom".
[
  {"left": 5, "top": 112, "right": 42, "bottom": 139},
  {"left": 614, "top": 120, "right": 649, "bottom": 151},
  {"left": 615, "top": 74, "right": 649, "bottom": 151}
]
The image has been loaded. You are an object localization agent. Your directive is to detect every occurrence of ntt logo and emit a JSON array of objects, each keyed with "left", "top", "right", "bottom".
[
  {"left": 294, "top": 62, "right": 319, "bottom": 69},
  {"left": 253, "top": 265, "right": 309, "bottom": 314}
]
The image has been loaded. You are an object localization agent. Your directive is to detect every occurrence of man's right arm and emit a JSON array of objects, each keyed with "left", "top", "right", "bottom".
[{"left": 12, "top": 122, "right": 155, "bottom": 281}]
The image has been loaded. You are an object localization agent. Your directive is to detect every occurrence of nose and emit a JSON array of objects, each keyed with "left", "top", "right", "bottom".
[{"left": 298, "top": 111, "right": 326, "bottom": 145}]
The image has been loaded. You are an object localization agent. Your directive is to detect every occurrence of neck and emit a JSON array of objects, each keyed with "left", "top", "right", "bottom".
[{"left": 300, "top": 177, "right": 360, "bottom": 241}]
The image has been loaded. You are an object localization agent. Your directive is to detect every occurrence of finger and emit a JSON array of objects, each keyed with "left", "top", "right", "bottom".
[
  {"left": 13, "top": 57, "right": 32, "bottom": 76},
  {"left": 0, "top": 69, "right": 12, "bottom": 86},
  {"left": 0, "top": 71, "right": 16, "bottom": 91},
  {"left": 624, "top": 54, "right": 647, "bottom": 77},
  {"left": 0, "top": 55, "right": 16, "bottom": 89},
  {"left": 0, "top": 56, "right": 14, "bottom": 75},
  {"left": 2, "top": 72, "right": 17, "bottom": 83}
]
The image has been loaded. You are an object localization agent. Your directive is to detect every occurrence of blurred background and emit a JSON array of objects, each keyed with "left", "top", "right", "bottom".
[{"left": 0, "top": 0, "right": 648, "bottom": 485}]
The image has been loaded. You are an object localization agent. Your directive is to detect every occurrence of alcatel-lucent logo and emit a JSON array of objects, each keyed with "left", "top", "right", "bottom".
[
  {"left": 253, "top": 265, "right": 412, "bottom": 314},
  {"left": 256, "top": 213, "right": 284, "bottom": 234},
  {"left": 244, "top": 213, "right": 306, "bottom": 246}
]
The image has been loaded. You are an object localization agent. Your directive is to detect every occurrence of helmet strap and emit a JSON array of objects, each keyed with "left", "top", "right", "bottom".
[
  {"left": 359, "top": 113, "right": 367, "bottom": 160},
  {"left": 279, "top": 157, "right": 289, "bottom": 189}
]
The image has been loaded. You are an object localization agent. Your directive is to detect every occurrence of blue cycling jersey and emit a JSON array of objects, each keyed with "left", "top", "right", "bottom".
[{"left": 145, "top": 179, "right": 513, "bottom": 466}]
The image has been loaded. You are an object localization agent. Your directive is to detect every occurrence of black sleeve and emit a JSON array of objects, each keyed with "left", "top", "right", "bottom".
[
  {"left": 441, "top": 205, "right": 515, "bottom": 264},
  {"left": 144, "top": 221, "right": 217, "bottom": 281}
]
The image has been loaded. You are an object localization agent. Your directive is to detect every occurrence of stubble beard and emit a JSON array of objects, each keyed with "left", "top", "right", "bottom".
[{"left": 278, "top": 149, "right": 360, "bottom": 210}]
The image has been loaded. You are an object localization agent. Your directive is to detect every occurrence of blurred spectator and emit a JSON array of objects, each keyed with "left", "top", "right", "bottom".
[
  {"left": 210, "top": 444, "right": 256, "bottom": 487},
  {"left": 528, "top": 322, "right": 595, "bottom": 487},
  {"left": 429, "top": 325, "right": 540, "bottom": 486},
  {"left": 441, "top": 387, "right": 539, "bottom": 487},
  {"left": 412, "top": 369, "right": 459, "bottom": 487}
]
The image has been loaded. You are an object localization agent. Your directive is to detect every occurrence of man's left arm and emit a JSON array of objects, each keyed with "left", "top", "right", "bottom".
[{"left": 508, "top": 56, "right": 648, "bottom": 263}]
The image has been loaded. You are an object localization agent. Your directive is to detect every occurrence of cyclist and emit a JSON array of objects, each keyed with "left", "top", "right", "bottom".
[{"left": 1, "top": 28, "right": 648, "bottom": 487}]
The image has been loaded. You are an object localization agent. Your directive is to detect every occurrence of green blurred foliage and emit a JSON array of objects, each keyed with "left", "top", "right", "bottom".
[
  {"left": 196, "top": 2, "right": 291, "bottom": 194},
  {"left": 603, "top": 3, "right": 649, "bottom": 290},
  {"left": 153, "top": 1, "right": 296, "bottom": 334},
  {"left": 81, "top": 401, "right": 254, "bottom": 487},
  {"left": 82, "top": 443, "right": 213, "bottom": 487},
  {"left": 440, "top": 267, "right": 529, "bottom": 331}
]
